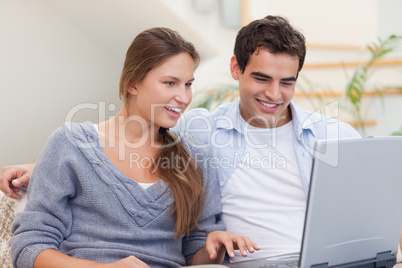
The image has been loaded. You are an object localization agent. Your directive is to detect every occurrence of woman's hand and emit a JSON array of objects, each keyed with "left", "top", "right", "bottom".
[
  {"left": 190, "top": 231, "right": 259, "bottom": 265},
  {"left": 206, "top": 231, "right": 260, "bottom": 260},
  {"left": 0, "top": 164, "right": 34, "bottom": 199}
]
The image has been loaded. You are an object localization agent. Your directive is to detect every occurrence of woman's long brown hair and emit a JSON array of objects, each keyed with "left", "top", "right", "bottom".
[{"left": 119, "top": 27, "right": 204, "bottom": 238}]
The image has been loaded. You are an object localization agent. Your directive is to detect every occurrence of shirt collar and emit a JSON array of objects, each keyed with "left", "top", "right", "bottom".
[
  {"left": 289, "top": 102, "right": 316, "bottom": 140},
  {"left": 214, "top": 98, "right": 246, "bottom": 134}
]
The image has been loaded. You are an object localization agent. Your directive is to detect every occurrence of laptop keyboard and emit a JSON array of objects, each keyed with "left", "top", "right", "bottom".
[{"left": 227, "top": 259, "right": 299, "bottom": 268}]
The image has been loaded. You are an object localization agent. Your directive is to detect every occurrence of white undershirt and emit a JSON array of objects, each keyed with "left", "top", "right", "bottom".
[
  {"left": 221, "top": 121, "right": 306, "bottom": 262},
  {"left": 136, "top": 182, "right": 155, "bottom": 190},
  {"left": 92, "top": 124, "right": 155, "bottom": 190}
]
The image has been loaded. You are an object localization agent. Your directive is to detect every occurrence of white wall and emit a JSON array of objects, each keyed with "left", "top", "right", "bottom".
[
  {"left": 249, "top": 0, "right": 378, "bottom": 45},
  {"left": 0, "top": 0, "right": 123, "bottom": 166}
]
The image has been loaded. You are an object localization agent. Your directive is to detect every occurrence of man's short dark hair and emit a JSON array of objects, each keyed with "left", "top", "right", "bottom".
[{"left": 234, "top": 15, "right": 306, "bottom": 75}]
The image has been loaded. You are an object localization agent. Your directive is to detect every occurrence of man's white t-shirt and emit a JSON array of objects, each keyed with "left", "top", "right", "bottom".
[{"left": 221, "top": 121, "right": 307, "bottom": 262}]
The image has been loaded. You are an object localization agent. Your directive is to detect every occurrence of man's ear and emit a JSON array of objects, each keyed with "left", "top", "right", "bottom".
[
  {"left": 127, "top": 84, "right": 138, "bottom": 96},
  {"left": 230, "top": 55, "right": 240, "bottom": 80}
]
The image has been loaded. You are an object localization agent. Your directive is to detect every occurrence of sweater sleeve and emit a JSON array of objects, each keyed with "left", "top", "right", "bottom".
[
  {"left": 179, "top": 134, "right": 226, "bottom": 265},
  {"left": 10, "top": 124, "right": 79, "bottom": 268}
]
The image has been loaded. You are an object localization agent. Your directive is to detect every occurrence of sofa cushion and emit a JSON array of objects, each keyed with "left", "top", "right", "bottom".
[{"left": 0, "top": 192, "right": 15, "bottom": 268}]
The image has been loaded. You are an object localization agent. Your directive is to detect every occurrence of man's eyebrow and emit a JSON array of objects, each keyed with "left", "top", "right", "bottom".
[
  {"left": 250, "top": 72, "right": 272, "bottom": 79},
  {"left": 281, "top": 77, "right": 297, "bottom": 82},
  {"left": 250, "top": 71, "right": 297, "bottom": 82}
]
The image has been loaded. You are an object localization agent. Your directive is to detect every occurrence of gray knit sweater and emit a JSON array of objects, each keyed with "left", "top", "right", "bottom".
[{"left": 10, "top": 122, "right": 224, "bottom": 268}]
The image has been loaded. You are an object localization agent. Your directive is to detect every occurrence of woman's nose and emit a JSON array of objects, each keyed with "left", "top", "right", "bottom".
[{"left": 175, "top": 86, "right": 192, "bottom": 104}]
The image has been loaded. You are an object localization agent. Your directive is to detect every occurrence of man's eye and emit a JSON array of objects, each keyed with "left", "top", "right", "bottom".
[
  {"left": 281, "top": 82, "right": 292, "bottom": 86},
  {"left": 255, "top": 77, "right": 267, "bottom": 82}
]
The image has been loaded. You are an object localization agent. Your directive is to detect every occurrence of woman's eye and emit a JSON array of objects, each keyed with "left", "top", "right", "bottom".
[
  {"left": 165, "top": 81, "right": 174, "bottom": 86},
  {"left": 185, "top": 83, "right": 192, "bottom": 87}
]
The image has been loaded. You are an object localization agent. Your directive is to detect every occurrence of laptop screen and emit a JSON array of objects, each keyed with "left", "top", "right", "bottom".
[{"left": 300, "top": 136, "right": 402, "bottom": 267}]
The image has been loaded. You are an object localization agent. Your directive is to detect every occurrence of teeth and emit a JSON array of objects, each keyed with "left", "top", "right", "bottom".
[
  {"left": 166, "top": 107, "right": 181, "bottom": 113},
  {"left": 258, "top": 100, "right": 277, "bottom": 108}
]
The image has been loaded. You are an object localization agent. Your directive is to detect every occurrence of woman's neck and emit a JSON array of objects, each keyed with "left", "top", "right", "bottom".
[
  {"left": 99, "top": 106, "right": 160, "bottom": 148},
  {"left": 97, "top": 106, "right": 161, "bottom": 184}
]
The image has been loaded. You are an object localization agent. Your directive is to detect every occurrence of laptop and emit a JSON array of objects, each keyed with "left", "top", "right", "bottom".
[{"left": 190, "top": 136, "right": 402, "bottom": 268}]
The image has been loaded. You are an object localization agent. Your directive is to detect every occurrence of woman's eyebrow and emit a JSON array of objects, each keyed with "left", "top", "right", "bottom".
[
  {"left": 161, "top": 76, "right": 180, "bottom": 81},
  {"left": 161, "top": 76, "right": 195, "bottom": 82}
]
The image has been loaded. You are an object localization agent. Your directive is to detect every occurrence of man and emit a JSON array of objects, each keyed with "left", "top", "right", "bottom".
[
  {"left": 1, "top": 16, "right": 362, "bottom": 262},
  {"left": 173, "top": 15, "right": 360, "bottom": 262}
]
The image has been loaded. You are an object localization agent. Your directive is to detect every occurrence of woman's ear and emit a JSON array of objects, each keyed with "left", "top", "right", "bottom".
[
  {"left": 230, "top": 55, "right": 240, "bottom": 80},
  {"left": 127, "top": 84, "right": 138, "bottom": 96}
]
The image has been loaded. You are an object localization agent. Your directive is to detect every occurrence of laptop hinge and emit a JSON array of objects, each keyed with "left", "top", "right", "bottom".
[
  {"left": 372, "top": 251, "right": 397, "bottom": 268},
  {"left": 310, "top": 251, "right": 396, "bottom": 268}
]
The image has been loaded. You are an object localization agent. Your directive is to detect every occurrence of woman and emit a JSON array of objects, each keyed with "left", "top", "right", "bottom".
[{"left": 9, "top": 27, "right": 258, "bottom": 268}]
